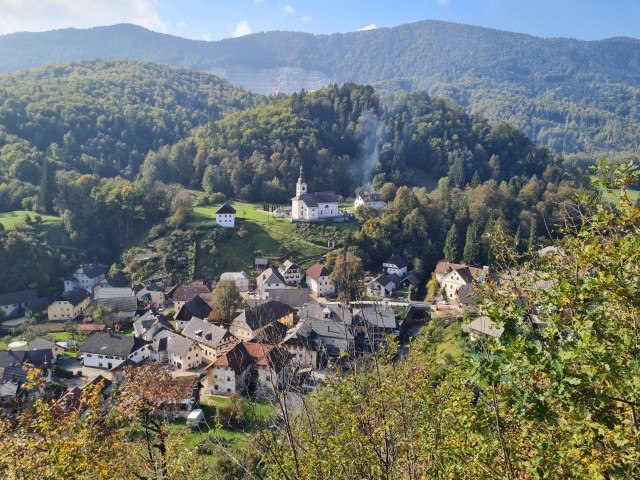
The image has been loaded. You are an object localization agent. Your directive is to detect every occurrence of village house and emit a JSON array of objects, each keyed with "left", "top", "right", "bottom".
[
  {"left": 175, "top": 295, "right": 213, "bottom": 331},
  {"left": 351, "top": 304, "right": 398, "bottom": 351},
  {"left": 182, "top": 317, "right": 238, "bottom": 362},
  {"left": 26, "top": 338, "right": 65, "bottom": 363},
  {"left": 305, "top": 263, "right": 335, "bottom": 297},
  {"left": 205, "top": 341, "right": 291, "bottom": 398},
  {"left": 462, "top": 316, "right": 504, "bottom": 341},
  {"left": 291, "top": 165, "right": 340, "bottom": 222},
  {"left": 354, "top": 192, "right": 386, "bottom": 210},
  {"left": 366, "top": 273, "right": 402, "bottom": 298},
  {"left": 292, "top": 303, "right": 354, "bottom": 362},
  {"left": 434, "top": 261, "right": 486, "bottom": 283},
  {"left": 248, "top": 288, "right": 311, "bottom": 311},
  {"left": 383, "top": 255, "right": 409, "bottom": 277},
  {"left": 64, "top": 264, "right": 107, "bottom": 294},
  {"left": 271, "top": 207, "right": 288, "bottom": 218},
  {"left": 135, "top": 284, "right": 166, "bottom": 309},
  {"left": 0, "top": 289, "right": 41, "bottom": 319},
  {"left": 441, "top": 266, "right": 488, "bottom": 303},
  {"left": 219, "top": 271, "right": 250, "bottom": 293},
  {"left": 133, "top": 309, "right": 175, "bottom": 341},
  {"left": 47, "top": 288, "right": 90, "bottom": 321},
  {"left": 278, "top": 260, "right": 305, "bottom": 285},
  {"left": 79, "top": 332, "right": 150, "bottom": 370},
  {"left": 215, "top": 203, "right": 236, "bottom": 228},
  {"left": 257, "top": 267, "right": 287, "bottom": 300},
  {"left": 93, "top": 272, "right": 137, "bottom": 320},
  {"left": 151, "top": 331, "right": 202, "bottom": 371},
  {"left": 169, "top": 280, "right": 211, "bottom": 312},
  {"left": 0, "top": 349, "right": 54, "bottom": 414},
  {"left": 229, "top": 300, "right": 294, "bottom": 341}
]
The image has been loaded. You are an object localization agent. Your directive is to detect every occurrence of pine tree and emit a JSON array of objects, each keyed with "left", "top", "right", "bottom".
[
  {"left": 443, "top": 224, "right": 458, "bottom": 262},
  {"left": 38, "top": 159, "right": 55, "bottom": 214},
  {"left": 463, "top": 222, "right": 479, "bottom": 265},
  {"left": 514, "top": 226, "right": 522, "bottom": 254},
  {"left": 528, "top": 220, "right": 538, "bottom": 252}
]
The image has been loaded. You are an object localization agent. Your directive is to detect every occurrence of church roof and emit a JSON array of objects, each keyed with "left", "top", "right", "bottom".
[{"left": 292, "top": 192, "right": 339, "bottom": 206}]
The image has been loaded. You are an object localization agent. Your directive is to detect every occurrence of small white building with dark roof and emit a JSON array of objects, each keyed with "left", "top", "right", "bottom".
[
  {"left": 64, "top": 264, "right": 107, "bottom": 293},
  {"left": 257, "top": 267, "right": 287, "bottom": 300},
  {"left": 383, "top": 255, "right": 409, "bottom": 277},
  {"left": 354, "top": 192, "right": 386, "bottom": 210},
  {"left": 216, "top": 203, "right": 236, "bottom": 228}
]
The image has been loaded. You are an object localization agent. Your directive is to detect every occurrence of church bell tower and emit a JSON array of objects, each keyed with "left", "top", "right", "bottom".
[{"left": 296, "top": 164, "right": 307, "bottom": 196}]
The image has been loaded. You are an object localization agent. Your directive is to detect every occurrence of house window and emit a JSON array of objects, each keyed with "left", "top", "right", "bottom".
[
  {"left": 227, "top": 377, "right": 231, "bottom": 382},
  {"left": 214, "top": 385, "right": 218, "bottom": 390}
]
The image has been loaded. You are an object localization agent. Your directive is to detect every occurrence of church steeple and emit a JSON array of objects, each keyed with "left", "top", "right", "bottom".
[{"left": 296, "top": 164, "right": 307, "bottom": 196}]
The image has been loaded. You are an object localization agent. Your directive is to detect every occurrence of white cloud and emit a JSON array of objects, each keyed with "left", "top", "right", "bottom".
[
  {"left": 176, "top": 21, "right": 187, "bottom": 29},
  {"left": 201, "top": 33, "right": 211, "bottom": 41},
  {"left": 0, "top": 0, "right": 166, "bottom": 35},
  {"left": 438, "top": 0, "right": 451, "bottom": 5},
  {"left": 302, "top": 15, "right": 312, "bottom": 22},
  {"left": 357, "top": 24, "right": 378, "bottom": 32},
  {"left": 282, "top": 4, "right": 294, "bottom": 15},
  {"left": 233, "top": 20, "right": 252, "bottom": 37}
]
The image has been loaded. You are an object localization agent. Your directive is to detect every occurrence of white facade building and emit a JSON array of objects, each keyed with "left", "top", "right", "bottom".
[
  {"left": 216, "top": 203, "right": 236, "bottom": 227},
  {"left": 354, "top": 193, "right": 386, "bottom": 210},
  {"left": 305, "top": 263, "right": 335, "bottom": 297},
  {"left": 79, "top": 332, "right": 150, "bottom": 370},
  {"left": 291, "top": 165, "right": 339, "bottom": 222}
]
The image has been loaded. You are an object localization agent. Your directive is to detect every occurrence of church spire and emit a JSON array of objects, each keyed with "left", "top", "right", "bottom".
[{"left": 296, "top": 163, "right": 307, "bottom": 196}]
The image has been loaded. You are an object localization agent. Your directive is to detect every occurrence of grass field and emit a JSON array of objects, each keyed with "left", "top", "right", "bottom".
[
  {"left": 169, "top": 395, "right": 275, "bottom": 453},
  {"left": 0, "top": 210, "right": 61, "bottom": 229},
  {"left": 191, "top": 201, "right": 357, "bottom": 276}
]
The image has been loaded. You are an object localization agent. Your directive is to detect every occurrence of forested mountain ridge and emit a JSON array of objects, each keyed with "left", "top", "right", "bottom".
[
  {"left": 1, "top": 22, "right": 639, "bottom": 155},
  {"left": 0, "top": 59, "right": 260, "bottom": 211}
]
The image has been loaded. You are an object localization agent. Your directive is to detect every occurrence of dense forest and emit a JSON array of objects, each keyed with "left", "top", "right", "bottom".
[{"left": 0, "top": 22, "right": 639, "bottom": 155}]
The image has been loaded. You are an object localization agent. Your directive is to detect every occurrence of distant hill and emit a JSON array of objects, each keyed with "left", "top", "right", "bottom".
[
  {"left": 0, "top": 59, "right": 260, "bottom": 207},
  {"left": 1, "top": 22, "right": 640, "bottom": 155}
]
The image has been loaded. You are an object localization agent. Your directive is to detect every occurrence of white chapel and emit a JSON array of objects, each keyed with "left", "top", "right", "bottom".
[{"left": 291, "top": 165, "right": 339, "bottom": 222}]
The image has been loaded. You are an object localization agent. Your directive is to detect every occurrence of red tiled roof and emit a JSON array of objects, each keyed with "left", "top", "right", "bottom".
[
  {"left": 306, "top": 263, "right": 330, "bottom": 281},
  {"left": 77, "top": 324, "right": 106, "bottom": 331}
]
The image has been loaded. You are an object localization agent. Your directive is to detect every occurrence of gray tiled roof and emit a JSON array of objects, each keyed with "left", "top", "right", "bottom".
[
  {"left": 0, "top": 289, "right": 38, "bottom": 306},
  {"left": 153, "top": 331, "right": 195, "bottom": 358},
  {"left": 384, "top": 255, "right": 408, "bottom": 269},
  {"left": 233, "top": 300, "right": 293, "bottom": 331},
  {"left": 77, "top": 264, "right": 107, "bottom": 279},
  {"left": 80, "top": 332, "right": 148, "bottom": 357},
  {"left": 62, "top": 288, "right": 89, "bottom": 306},
  {"left": 182, "top": 317, "right": 229, "bottom": 348}
]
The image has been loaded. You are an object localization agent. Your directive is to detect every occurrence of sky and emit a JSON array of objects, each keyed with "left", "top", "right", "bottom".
[{"left": 0, "top": 0, "right": 637, "bottom": 42}]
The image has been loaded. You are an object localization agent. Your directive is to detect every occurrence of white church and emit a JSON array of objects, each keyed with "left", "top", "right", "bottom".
[{"left": 291, "top": 165, "right": 340, "bottom": 222}]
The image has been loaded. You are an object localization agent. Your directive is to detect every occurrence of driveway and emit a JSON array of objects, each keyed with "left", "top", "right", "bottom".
[{"left": 55, "top": 356, "right": 113, "bottom": 384}]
